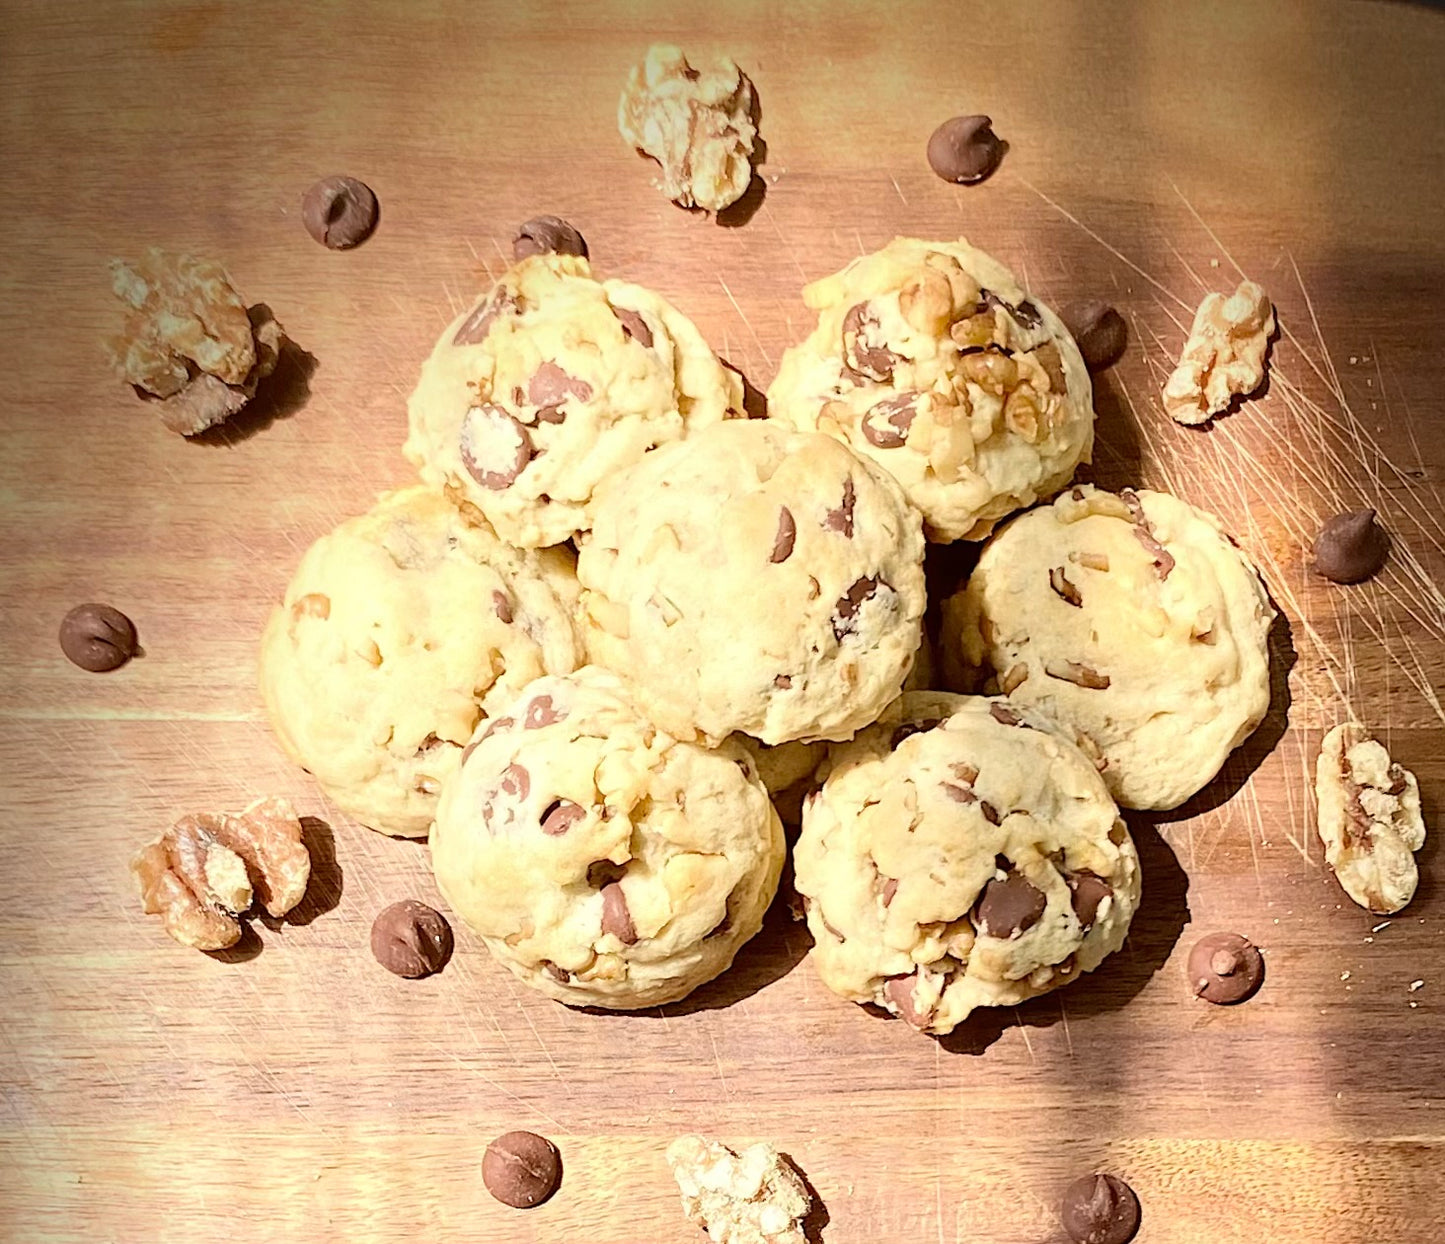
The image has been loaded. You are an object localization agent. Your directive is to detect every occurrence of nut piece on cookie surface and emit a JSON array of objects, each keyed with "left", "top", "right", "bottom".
[
  {"left": 106, "top": 247, "right": 286, "bottom": 436},
  {"left": 1161, "top": 280, "right": 1275, "bottom": 426},
  {"left": 1316, "top": 723, "right": 1426, "bottom": 914},
  {"left": 131, "top": 796, "right": 311, "bottom": 950},
  {"left": 666, "top": 1134, "right": 811, "bottom": 1244},
  {"left": 618, "top": 43, "right": 758, "bottom": 213}
]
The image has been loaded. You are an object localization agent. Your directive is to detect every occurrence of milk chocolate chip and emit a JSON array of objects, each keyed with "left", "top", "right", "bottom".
[
  {"left": 841, "top": 302, "right": 897, "bottom": 383},
  {"left": 370, "top": 900, "right": 453, "bottom": 978},
  {"left": 1068, "top": 871, "right": 1113, "bottom": 929},
  {"left": 831, "top": 576, "right": 882, "bottom": 641},
  {"left": 452, "top": 288, "right": 519, "bottom": 347},
  {"left": 824, "top": 478, "right": 856, "bottom": 537},
  {"left": 528, "top": 361, "right": 592, "bottom": 423},
  {"left": 1313, "top": 509, "right": 1390, "bottom": 583},
  {"left": 861, "top": 393, "right": 917, "bottom": 448},
  {"left": 512, "top": 215, "right": 587, "bottom": 261},
  {"left": 1060, "top": 1173, "right": 1141, "bottom": 1244},
  {"left": 975, "top": 871, "right": 1046, "bottom": 938},
  {"left": 1063, "top": 300, "right": 1128, "bottom": 372},
  {"left": 1188, "top": 931, "right": 1264, "bottom": 1005},
  {"left": 460, "top": 403, "right": 534, "bottom": 489},
  {"left": 482, "top": 1130, "right": 562, "bottom": 1209},
  {"left": 611, "top": 305, "right": 654, "bottom": 348},
  {"left": 59, "top": 603, "right": 138, "bottom": 672},
  {"left": 540, "top": 798, "right": 585, "bottom": 836},
  {"left": 523, "top": 695, "right": 565, "bottom": 729},
  {"left": 926, "top": 115, "right": 1005, "bottom": 185},
  {"left": 600, "top": 881, "right": 638, "bottom": 944},
  {"left": 301, "top": 175, "right": 378, "bottom": 249}
]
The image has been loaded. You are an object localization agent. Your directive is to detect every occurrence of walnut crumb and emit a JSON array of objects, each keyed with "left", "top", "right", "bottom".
[
  {"left": 1162, "top": 280, "right": 1275, "bottom": 425},
  {"left": 666, "top": 1134, "right": 812, "bottom": 1244}
]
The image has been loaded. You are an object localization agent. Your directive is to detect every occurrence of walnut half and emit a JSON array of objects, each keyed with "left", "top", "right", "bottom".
[
  {"left": 1162, "top": 280, "right": 1275, "bottom": 426},
  {"left": 1315, "top": 723, "right": 1426, "bottom": 915},
  {"left": 131, "top": 796, "right": 312, "bottom": 950},
  {"left": 666, "top": 1134, "right": 812, "bottom": 1244}
]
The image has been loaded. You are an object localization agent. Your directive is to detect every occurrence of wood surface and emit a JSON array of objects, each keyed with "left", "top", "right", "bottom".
[{"left": 3, "top": 1, "right": 1445, "bottom": 1241}]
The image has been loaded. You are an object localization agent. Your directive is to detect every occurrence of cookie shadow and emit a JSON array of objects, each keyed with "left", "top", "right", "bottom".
[
  {"left": 1148, "top": 603, "right": 1295, "bottom": 824},
  {"left": 781, "top": 1154, "right": 830, "bottom": 1244},
  {"left": 936, "top": 820, "right": 1190, "bottom": 1055},
  {"left": 191, "top": 330, "right": 318, "bottom": 446},
  {"left": 1077, "top": 368, "right": 1144, "bottom": 492},
  {"left": 204, "top": 922, "right": 264, "bottom": 964}
]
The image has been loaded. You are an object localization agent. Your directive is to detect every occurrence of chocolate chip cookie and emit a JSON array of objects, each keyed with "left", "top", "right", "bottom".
[
  {"left": 577, "top": 419, "right": 927, "bottom": 746},
  {"left": 430, "top": 666, "right": 785, "bottom": 1008},
  {"left": 767, "top": 237, "right": 1093, "bottom": 541},
  {"left": 793, "top": 693, "right": 1140, "bottom": 1034},
  {"left": 258, "top": 486, "right": 583, "bottom": 837},
  {"left": 405, "top": 253, "right": 743, "bottom": 548}
]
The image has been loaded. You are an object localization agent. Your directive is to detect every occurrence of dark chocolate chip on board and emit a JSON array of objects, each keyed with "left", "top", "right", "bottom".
[
  {"left": 482, "top": 1130, "right": 562, "bottom": 1209},
  {"left": 1187, "top": 931, "right": 1264, "bottom": 1005},
  {"left": 59, "top": 603, "right": 138, "bottom": 672},
  {"left": 1063, "top": 300, "right": 1128, "bottom": 372},
  {"left": 926, "top": 115, "right": 1006, "bottom": 184},
  {"left": 1060, "top": 1173, "right": 1141, "bottom": 1244},
  {"left": 370, "top": 900, "right": 453, "bottom": 978},
  {"left": 512, "top": 215, "right": 588, "bottom": 261},
  {"left": 301, "top": 175, "right": 378, "bottom": 249},
  {"left": 1313, "top": 508, "right": 1389, "bottom": 583}
]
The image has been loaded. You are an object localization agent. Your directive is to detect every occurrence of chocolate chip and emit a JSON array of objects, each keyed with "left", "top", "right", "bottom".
[
  {"left": 480, "top": 715, "right": 515, "bottom": 743},
  {"left": 453, "top": 288, "right": 519, "bottom": 347},
  {"left": 600, "top": 881, "right": 638, "bottom": 944},
  {"left": 774, "top": 674, "right": 792, "bottom": 689},
  {"left": 500, "top": 762, "right": 530, "bottom": 800},
  {"left": 460, "top": 738, "right": 481, "bottom": 765},
  {"left": 975, "top": 871, "right": 1046, "bottom": 938},
  {"left": 980, "top": 801, "right": 1001, "bottom": 825},
  {"left": 1060, "top": 1173, "right": 1140, "bottom": 1244},
  {"left": 1068, "top": 872, "right": 1113, "bottom": 929},
  {"left": 1049, "top": 566, "right": 1083, "bottom": 607},
  {"left": 541, "top": 960, "right": 570, "bottom": 983},
  {"left": 492, "top": 590, "right": 514, "bottom": 624},
  {"left": 989, "top": 703, "right": 1024, "bottom": 727},
  {"left": 1012, "top": 300, "right": 1042, "bottom": 332},
  {"left": 370, "top": 899, "right": 453, "bottom": 978},
  {"left": 926, "top": 115, "right": 1005, "bottom": 185},
  {"left": 523, "top": 695, "right": 564, "bottom": 729},
  {"left": 771, "top": 507, "right": 797, "bottom": 563},
  {"left": 861, "top": 393, "right": 917, "bottom": 448},
  {"left": 881, "top": 877, "right": 899, "bottom": 906},
  {"left": 942, "top": 782, "right": 977, "bottom": 804},
  {"left": 1063, "top": 300, "right": 1128, "bottom": 372},
  {"left": 527, "top": 361, "right": 592, "bottom": 424},
  {"left": 540, "top": 798, "right": 584, "bottom": 836},
  {"left": 611, "top": 305, "right": 654, "bottom": 348},
  {"left": 300, "top": 175, "right": 378, "bottom": 249},
  {"left": 59, "top": 603, "right": 138, "bottom": 672},
  {"left": 482, "top": 1130, "right": 562, "bottom": 1209},
  {"left": 1188, "top": 931, "right": 1264, "bottom": 1005},
  {"left": 884, "top": 973, "right": 932, "bottom": 1028},
  {"left": 824, "top": 478, "right": 856, "bottom": 537},
  {"left": 460, "top": 403, "right": 534, "bottom": 489},
  {"left": 512, "top": 215, "right": 587, "bottom": 261},
  {"left": 1313, "top": 509, "right": 1390, "bottom": 583},
  {"left": 841, "top": 302, "right": 897, "bottom": 383},
  {"left": 831, "top": 575, "right": 882, "bottom": 641},
  {"left": 890, "top": 718, "right": 942, "bottom": 748}
]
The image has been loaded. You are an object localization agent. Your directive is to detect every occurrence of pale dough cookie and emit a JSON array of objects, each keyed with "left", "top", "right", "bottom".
[
  {"left": 794, "top": 693, "right": 1140, "bottom": 1035},
  {"left": 1316, "top": 722, "right": 1425, "bottom": 914},
  {"left": 666, "top": 1135, "right": 811, "bottom": 1244},
  {"left": 431, "top": 666, "right": 785, "bottom": 1009},
  {"left": 943, "top": 485, "right": 1275, "bottom": 810},
  {"left": 404, "top": 253, "right": 743, "bottom": 548},
  {"left": 259, "top": 486, "right": 583, "bottom": 837},
  {"left": 578, "top": 419, "right": 927, "bottom": 746},
  {"left": 768, "top": 237, "right": 1093, "bottom": 541},
  {"left": 618, "top": 44, "right": 758, "bottom": 212}
]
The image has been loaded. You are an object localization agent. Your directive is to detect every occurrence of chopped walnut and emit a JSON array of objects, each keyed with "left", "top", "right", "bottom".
[
  {"left": 106, "top": 248, "right": 287, "bottom": 436},
  {"left": 131, "top": 796, "right": 312, "bottom": 950},
  {"left": 1162, "top": 280, "right": 1275, "bottom": 425},
  {"left": 666, "top": 1135, "right": 812, "bottom": 1244},
  {"left": 618, "top": 44, "right": 758, "bottom": 213},
  {"left": 1315, "top": 723, "right": 1425, "bottom": 914}
]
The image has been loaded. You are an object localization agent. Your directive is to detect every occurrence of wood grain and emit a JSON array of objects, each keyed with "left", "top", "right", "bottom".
[{"left": 3, "top": 2, "right": 1445, "bottom": 1241}]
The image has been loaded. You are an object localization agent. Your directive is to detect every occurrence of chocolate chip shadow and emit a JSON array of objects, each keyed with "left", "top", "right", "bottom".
[
  {"left": 1076, "top": 370, "right": 1145, "bottom": 493},
  {"left": 190, "top": 331, "right": 318, "bottom": 446}
]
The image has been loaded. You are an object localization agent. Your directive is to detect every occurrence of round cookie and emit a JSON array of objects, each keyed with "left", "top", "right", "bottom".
[
  {"left": 943, "top": 484, "right": 1275, "bottom": 810},
  {"left": 577, "top": 419, "right": 927, "bottom": 746},
  {"left": 259, "top": 486, "right": 583, "bottom": 837},
  {"left": 767, "top": 236, "right": 1093, "bottom": 542},
  {"left": 733, "top": 735, "right": 827, "bottom": 827},
  {"left": 431, "top": 666, "right": 785, "bottom": 1009},
  {"left": 404, "top": 252, "right": 743, "bottom": 548},
  {"left": 793, "top": 692, "right": 1140, "bottom": 1035}
]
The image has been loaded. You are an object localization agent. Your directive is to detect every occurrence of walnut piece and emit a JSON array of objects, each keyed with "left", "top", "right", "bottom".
[
  {"left": 1162, "top": 280, "right": 1275, "bottom": 425},
  {"left": 618, "top": 44, "right": 758, "bottom": 212},
  {"left": 131, "top": 796, "right": 312, "bottom": 950},
  {"left": 106, "top": 247, "right": 287, "bottom": 436},
  {"left": 666, "top": 1135, "right": 812, "bottom": 1244},
  {"left": 1315, "top": 723, "right": 1425, "bottom": 914}
]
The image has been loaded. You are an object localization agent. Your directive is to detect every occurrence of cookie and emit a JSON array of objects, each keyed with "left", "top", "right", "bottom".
[
  {"left": 577, "top": 419, "right": 927, "bottom": 746},
  {"left": 943, "top": 485, "right": 1274, "bottom": 810},
  {"left": 733, "top": 736, "right": 827, "bottom": 827},
  {"left": 793, "top": 693, "right": 1140, "bottom": 1034},
  {"left": 767, "top": 237, "right": 1093, "bottom": 542},
  {"left": 1316, "top": 722, "right": 1425, "bottom": 914},
  {"left": 405, "top": 253, "right": 743, "bottom": 548},
  {"left": 430, "top": 667, "right": 785, "bottom": 1009},
  {"left": 259, "top": 486, "right": 583, "bottom": 837}
]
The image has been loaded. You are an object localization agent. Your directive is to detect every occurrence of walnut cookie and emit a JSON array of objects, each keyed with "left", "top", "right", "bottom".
[
  {"left": 577, "top": 419, "right": 927, "bottom": 747},
  {"left": 430, "top": 667, "right": 785, "bottom": 1009},
  {"left": 793, "top": 693, "right": 1140, "bottom": 1035},
  {"left": 767, "top": 237, "right": 1093, "bottom": 542},
  {"left": 942, "top": 485, "right": 1274, "bottom": 811},
  {"left": 404, "top": 252, "right": 743, "bottom": 549},
  {"left": 259, "top": 486, "right": 583, "bottom": 838}
]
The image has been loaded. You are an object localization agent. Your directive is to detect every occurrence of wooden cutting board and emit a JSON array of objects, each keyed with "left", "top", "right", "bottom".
[{"left": 4, "top": 2, "right": 1444, "bottom": 1241}]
